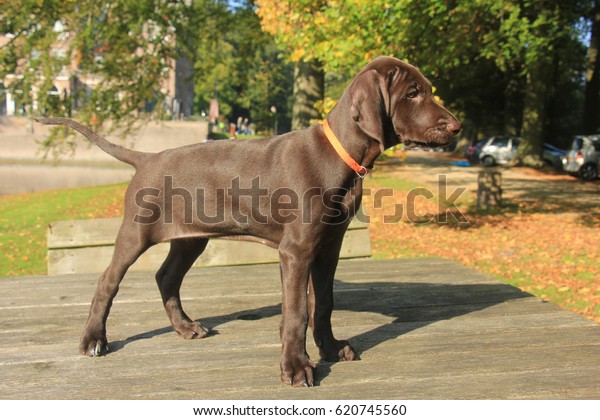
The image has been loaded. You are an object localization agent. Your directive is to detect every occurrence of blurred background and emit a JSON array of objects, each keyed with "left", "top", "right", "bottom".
[{"left": 1, "top": 0, "right": 599, "bottom": 165}]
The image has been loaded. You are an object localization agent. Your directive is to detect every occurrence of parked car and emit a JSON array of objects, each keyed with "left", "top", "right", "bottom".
[
  {"left": 562, "top": 134, "right": 600, "bottom": 181},
  {"left": 478, "top": 136, "right": 521, "bottom": 167},
  {"left": 542, "top": 143, "right": 567, "bottom": 169},
  {"left": 473, "top": 136, "right": 566, "bottom": 168},
  {"left": 465, "top": 140, "right": 485, "bottom": 163}
]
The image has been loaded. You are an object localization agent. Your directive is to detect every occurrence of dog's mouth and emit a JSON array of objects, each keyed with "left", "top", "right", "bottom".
[
  {"left": 401, "top": 138, "right": 432, "bottom": 148},
  {"left": 400, "top": 126, "right": 455, "bottom": 148}
]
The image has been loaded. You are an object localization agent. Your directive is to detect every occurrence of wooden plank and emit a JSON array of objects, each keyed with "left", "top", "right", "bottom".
[
  {"left": 47, "top": 218, "right": 122, "bottom": 249},
  {"left": 47, "top": 218, "right": 372, "bottom": 275},
  {"left": 2, "top": 298, "right": 597, "bottom": 360},
  {"left": 2, "top": 259, "right": 599, "bottom": 399},
  {"left": 1, "top": 329, "right": 599, "bottom": 400},
  {"left": 1, "top": 303, "right": 598, "bottom": 389},
  {"left": 47, "top": 217, "right": 369, "bottom": 249}
]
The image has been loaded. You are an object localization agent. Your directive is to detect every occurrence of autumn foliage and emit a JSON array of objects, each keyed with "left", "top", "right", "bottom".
[{"left": 364, "top": 153, "right": 600, "bottom": 324}]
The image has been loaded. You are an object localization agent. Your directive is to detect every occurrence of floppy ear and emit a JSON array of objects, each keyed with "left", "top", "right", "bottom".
[{"left": 350, "top": 67, "right": 402, "bottom": 150}]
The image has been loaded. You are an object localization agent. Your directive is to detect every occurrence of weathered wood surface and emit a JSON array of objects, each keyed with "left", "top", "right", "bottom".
[
  {"left": 47, "top": 218, "right": 372, "bottom": 275},
  {"left": 1, "top": 258, "right": 599, "bottom": 400}
]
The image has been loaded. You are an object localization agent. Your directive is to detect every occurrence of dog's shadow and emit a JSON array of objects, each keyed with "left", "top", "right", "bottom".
[{"left": 109, "top": 278, "right": 530, "bottom": 385}]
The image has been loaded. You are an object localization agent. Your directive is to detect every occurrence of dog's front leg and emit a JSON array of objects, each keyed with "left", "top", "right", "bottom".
[
  {"left": 278, "top": 244, "right": 316, "bottom": 387},
  {"left": 309, "top": 245, "right": 358, "bottom": 362}
]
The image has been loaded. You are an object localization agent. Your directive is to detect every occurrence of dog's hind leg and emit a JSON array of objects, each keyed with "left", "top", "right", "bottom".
[
  {"left": 80, "top": 227, "right": 152, "bottom": 356},
  {"left": 156, "top": 237, "right": 210, "bottom": 339}
]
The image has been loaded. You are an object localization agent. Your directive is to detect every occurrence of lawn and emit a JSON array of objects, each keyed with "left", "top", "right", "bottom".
[
  {"left": 0, "top": 183, "right": 126, "bottom": 276},
  {"left": 1, "top": 160, "right": 599, "bottom": 324}
]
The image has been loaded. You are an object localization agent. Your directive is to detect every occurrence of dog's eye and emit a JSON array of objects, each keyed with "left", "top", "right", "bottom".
[{"left": 406, "top": 87, "right": 419, "bottom": 99}]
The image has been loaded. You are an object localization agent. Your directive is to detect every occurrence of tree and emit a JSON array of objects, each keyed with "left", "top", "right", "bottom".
[
  {"left": 256, "top": 0, "right": 593, "bottom": 164},
  {"left": 256, "top": 0, "right": 517, "bottom": 135},
  {"left": 3, "top": 0, "right": 593, "bottom": 160},
  {"left": 505, "top": 1, "right": 590, "bottom": 165},
  {"left": 256, "top": 0, "right": 329, "bottom": 129},
  {"left": 1, "top": 0, "right": 192, "bottom": 152},
  {"left": 584, "top": 0, "right": 600, "bottom": 134},
  {"left": 290, "top": 60, "right": 323, "bottom": 130},
  {"left": 190, "top": 0, "right": 293, "bottom": 133}
]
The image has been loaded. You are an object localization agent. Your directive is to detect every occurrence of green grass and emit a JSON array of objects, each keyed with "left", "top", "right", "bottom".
[
  {"left": 0, "top": 183, "right": 126, "bottom": 277},
  {"left": 371, "top": 238, "right": 426, "bottom": 260},
  {"left": 368, "top": 173, "right": 423, "bottom": 191},
  {"left": 369, "top": 172, "right": 475, "bottom": 211}
]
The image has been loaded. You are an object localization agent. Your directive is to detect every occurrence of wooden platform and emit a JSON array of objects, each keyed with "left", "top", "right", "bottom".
[{"left": 1, "top": 258, "right": 599, "bottom": 399}]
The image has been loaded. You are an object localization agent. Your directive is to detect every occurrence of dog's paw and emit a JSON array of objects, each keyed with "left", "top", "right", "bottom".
[
  {"left": 319, "top": 339, "right": 358, "bottom": 362},
  {"left": 174, "top": 321, "right": 210, "bottom": 339},
  {"left": 80, "top": 336, "right": 108, "bottom": 357},
  {"left": 280, "top": 354, "right": 317, "bottom": 387},
  {"left": 337, "top": 342, "right": 358, "bottom": 361}
]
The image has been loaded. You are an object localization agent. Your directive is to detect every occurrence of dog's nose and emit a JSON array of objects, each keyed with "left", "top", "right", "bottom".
[{"left": 447, "top": 118, "right": 462, "bottom": 136}]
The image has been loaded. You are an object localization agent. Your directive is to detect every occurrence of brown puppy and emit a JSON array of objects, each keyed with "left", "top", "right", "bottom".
[{"left": 38, "top": 56, "right": 460, "bottom": 387}]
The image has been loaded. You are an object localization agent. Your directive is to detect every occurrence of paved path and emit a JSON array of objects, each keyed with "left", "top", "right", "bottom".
[{"left": 386, "top": 151, "right": 600, "bottom": 216}]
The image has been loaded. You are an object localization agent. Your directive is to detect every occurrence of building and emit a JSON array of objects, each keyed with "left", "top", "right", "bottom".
[{"left": 1, "top": 19, "right": 194, "bottom": 119}]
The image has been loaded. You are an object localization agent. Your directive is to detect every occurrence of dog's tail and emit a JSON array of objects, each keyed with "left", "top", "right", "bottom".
[{"left": 36, "top": 117, "right": 146, "bottom": 167}]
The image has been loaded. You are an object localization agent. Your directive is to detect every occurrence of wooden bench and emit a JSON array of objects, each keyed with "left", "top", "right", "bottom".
[{"left": 47, "top": 218, "right": 372, "bottom": 275}]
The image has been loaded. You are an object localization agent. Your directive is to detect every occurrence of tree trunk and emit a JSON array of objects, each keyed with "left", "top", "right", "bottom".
[
  {"left": 515, "top": 58, "right": 547, "bottom": 167},
  {"left": 503, "top": 69, "right": 524, "bottom": 137},
  {"left": 584, "top": 0, "right": 600, "bottom": 134},
  {"left": 291, "top": 60, "right": 324, "bottom": 130},
  {"left": 477, "top": 170, "right": 502, "bottom": 210}
]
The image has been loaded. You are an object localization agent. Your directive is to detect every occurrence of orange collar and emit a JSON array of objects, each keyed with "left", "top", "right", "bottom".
[{"left": 322, "top": 120, "right": 370, "bottom": 177}]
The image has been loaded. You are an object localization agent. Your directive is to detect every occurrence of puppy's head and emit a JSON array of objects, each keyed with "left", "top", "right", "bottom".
[{"left": 349, "top": 56, "right": 461, "bottom": 150}]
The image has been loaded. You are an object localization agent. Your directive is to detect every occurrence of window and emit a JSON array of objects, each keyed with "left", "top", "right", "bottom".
[{"left": 491, "top": 137, "right": 509, "bottom": 147}]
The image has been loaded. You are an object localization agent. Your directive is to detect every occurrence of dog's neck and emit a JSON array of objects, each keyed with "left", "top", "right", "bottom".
[
  {"left": 322, "top": 120, "right": 371, "bottom": 177},
  {"left": 326, "top": 99, "right": 382, "bottom": 174}
]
